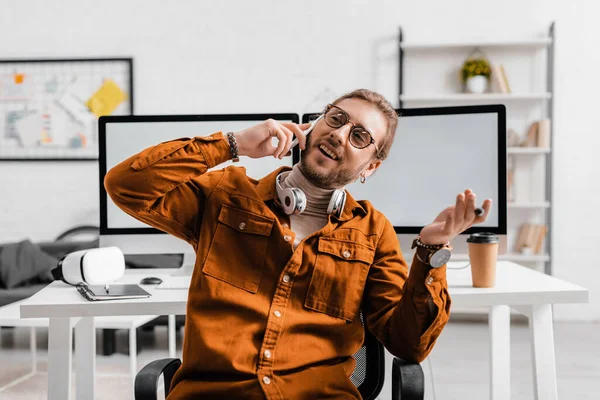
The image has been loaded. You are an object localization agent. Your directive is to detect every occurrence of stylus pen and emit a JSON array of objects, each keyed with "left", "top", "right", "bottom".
[{"left": 475, "top": 207, "right": 484, "bottom": 216}]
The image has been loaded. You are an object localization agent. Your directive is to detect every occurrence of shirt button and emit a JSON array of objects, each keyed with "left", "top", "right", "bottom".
[
  {"left": 263, "top": 376, "right": 271, "bottom": 385},
  {"left": 239, "top": 222, "right": 246, "bottom": 230},
  {"left": 283, "top": 235, "right": 292, "bottom": 242},
  {"left": 274, "top": 310, "right": 282, "bottom": 318},
  {"left": 426, "top": 276, "right": 434, "bottom": 285},
  {"left": 282, "top": 275, "right": 291, "bottom": 283},
  {"left": 343, "top": 250, "right": 351, "bottom": 258},
  {"left": 264, "top": 350, "right": 272, "bottom": 359}
]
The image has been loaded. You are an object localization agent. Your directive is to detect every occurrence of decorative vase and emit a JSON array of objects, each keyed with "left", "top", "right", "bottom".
[{"left": 465, "top": 75, "right": 488, "bottom": 94}]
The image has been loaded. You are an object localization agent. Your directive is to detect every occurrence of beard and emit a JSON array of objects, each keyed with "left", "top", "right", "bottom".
[{"left": 298, "top": 134, "right": 369, "bottom": 189}]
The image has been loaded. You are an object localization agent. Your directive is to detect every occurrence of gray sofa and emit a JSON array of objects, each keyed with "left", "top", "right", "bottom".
[
  {"left": 0, "top": 239, "right": 97, "bottom": 307},
  {"left": 0, "top": 225, "right": 185, "bottom": 355}
]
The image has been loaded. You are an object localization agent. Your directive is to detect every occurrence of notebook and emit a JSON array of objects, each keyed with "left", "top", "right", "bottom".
[{"left": 76, "top": 283, "right": 151, "bottom": 301}]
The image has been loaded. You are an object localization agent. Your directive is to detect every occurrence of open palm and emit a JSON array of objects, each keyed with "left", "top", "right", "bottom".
[{"left": 419, "top": 189, "right": 492, "bottom": 245}]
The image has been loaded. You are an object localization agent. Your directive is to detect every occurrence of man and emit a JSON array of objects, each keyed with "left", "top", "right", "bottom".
[{"left": 105, "top": 89, "right": 491, "bottom": 399}]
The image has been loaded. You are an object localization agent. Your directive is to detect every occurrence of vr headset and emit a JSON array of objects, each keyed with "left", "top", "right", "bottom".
[{"left": 51, "top": 246, "right": 125, "bottom": 285}]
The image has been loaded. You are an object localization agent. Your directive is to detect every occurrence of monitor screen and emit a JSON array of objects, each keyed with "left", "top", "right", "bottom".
[
  {"left": 302, "top": 105, "right": 506, "bottom": 234},
  {"left": 99, "top": 114, "right": 299, "bottom": 254}
]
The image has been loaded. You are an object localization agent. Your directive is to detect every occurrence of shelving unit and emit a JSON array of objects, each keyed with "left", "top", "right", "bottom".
[
  {"left": 399, "top": 23, "right": 555, "bottom": 276},
  {"left": 508, "top": 201, "right": 550, "bottom": 209},
  {"left": 401, "top": 38, "right": 551, "bottom": 51},
  {"left": 507, "top": 147, "right": 550, "bottom": 155}
]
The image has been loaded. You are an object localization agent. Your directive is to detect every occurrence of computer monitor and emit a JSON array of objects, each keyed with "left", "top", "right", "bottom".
[
  {"left": 99, "top": 114, "right": 299, "bottom": 258},
  {"left": 302, "top": 104, "right": 507, "bottom": 235}
]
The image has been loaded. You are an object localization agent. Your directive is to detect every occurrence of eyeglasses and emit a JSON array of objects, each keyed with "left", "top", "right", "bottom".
[{"left": 321, "top": 104, "right": 379, "bottom": 153}]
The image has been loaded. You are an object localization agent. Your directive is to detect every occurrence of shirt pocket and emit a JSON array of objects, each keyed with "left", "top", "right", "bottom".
[
  {"left": 305, "top": 236, "right": 375, "bottom": 322},
  {"left": 202, "top": 204, "right": 274, "bottom": 293}
]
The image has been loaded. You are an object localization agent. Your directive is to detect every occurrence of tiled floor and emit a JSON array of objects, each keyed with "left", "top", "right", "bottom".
[{"left": 0, "top": 319, "right": 598, "bottom": 399}]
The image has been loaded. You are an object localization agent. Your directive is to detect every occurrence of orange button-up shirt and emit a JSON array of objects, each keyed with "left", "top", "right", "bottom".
[{"left": 105, "top": 132, "right": 451, "bottom": 399}]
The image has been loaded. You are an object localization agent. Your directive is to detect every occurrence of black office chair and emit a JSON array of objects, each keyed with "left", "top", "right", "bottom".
[{"left": 134, "top": 314, "right": 425, "bottom": 400}]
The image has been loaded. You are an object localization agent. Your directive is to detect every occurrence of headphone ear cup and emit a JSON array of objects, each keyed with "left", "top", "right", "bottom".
[
  {"left": 276, "top": 172, "right": 307, "bottom": 215},
  {"left": 279, "top": 187, "right": 297, "bottom": 215},
  {"left": 280, "top": 188, "right": 306, "bottom": 215},
  {"left": 276, "top": 173, "right": 296, "bottom": 215},
  {"left": 291, "top": 188, "right": 307, "bottom": 214},
  {"left": 327, "top": 190, "right": 346, "bottom": 218}
]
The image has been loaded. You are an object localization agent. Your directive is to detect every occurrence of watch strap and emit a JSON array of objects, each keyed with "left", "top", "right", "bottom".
[
  {"left": 412, "top": 236, "right": 452, "bottom": 268},
  {"left": 414, "top": 246, "right": 431, "bottom": 265}
]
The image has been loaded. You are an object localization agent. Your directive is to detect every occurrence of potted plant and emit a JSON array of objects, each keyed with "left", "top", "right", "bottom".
[{"left": 461, "top": 56, "right": 491, "bottom": 94}]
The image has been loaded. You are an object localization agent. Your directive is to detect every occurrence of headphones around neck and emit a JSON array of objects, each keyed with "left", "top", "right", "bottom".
[
  {"left": 275, "top": 173, "right": 346, "bottom": 218},
  {"left": 276, "top": 113, "right": 346, "bottom": 218}
]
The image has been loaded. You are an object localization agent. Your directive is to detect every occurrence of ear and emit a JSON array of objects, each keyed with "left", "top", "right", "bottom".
[{"left": 363, "top": 159, "right": 382, "bottom": 178}]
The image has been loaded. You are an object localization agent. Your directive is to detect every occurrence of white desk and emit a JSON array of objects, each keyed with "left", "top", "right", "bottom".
[
  {"left": 19, "top": 269, "right": 184, "bottom": 400},
  {"left": 0, "top": 299, "right": 159, "bottom": 392},
  {"left": 20, "top": 262, "right": 588, "bottom": 400}
]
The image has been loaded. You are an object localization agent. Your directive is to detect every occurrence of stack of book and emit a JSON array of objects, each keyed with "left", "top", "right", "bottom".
[
  {"left": 515, "top": 223, "right": 548, "bottom": 255},
  {"left": 521, "top": 119, "right": 551, "bottom": 148},
  {"left": 491, "top": 64, "right": 511, "bottom": 93}
]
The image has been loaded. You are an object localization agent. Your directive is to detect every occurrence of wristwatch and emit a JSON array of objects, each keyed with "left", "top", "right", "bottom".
[{"left": 411, "top": 236, "right": 452, "bottom": 268}]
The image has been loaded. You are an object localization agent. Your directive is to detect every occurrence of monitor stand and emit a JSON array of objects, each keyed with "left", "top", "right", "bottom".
[{"left": 171, "top": 252, "right": 195, "bottom": 276}]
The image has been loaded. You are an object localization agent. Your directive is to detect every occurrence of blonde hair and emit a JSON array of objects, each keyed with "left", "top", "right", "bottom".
[{"left": 332, "top": 89, "right": 398, "bottom": 161}]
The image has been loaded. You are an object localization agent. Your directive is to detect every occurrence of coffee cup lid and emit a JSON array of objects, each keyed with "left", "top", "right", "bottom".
[{"left": 467, "top": 232, "right": 499, "bottom": 244}]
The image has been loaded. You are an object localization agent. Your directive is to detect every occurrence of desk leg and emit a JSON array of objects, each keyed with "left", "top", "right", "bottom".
[
  {"left": 48, "top": 317, "right": 74, "bottom": 400},
  {"left": 30, "top": 326, "right": 37, "bottom": 374},
  {"left": 529, "top": 304, "right": 558, "bottom": 400},
  {"left": 168, "top": 314, "right": 176, "bottom": 358},
  {"left": 129, "top": 327, "right": 137, "bottom": 384},
  {"left": 75, "top": 317, "right": 96, "bottom": 400},
  {"left": 489, "top": 305, "right": 510, "bottom": 400}
]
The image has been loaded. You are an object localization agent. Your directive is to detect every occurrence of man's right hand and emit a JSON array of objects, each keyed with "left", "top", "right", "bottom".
[{"left": 234, "top": 120, "right": 312, "bottom": 159}]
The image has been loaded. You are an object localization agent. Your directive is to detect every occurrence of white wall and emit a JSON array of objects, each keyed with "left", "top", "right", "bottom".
[
  {"left": 1, "top": 0, "right": 597, "bottom": 320},
  {"left": 540, "top": 0, "right": 600, "bottom": 321}
]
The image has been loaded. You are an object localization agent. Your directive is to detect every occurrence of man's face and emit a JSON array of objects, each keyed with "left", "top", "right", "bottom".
[{"left": 299, "top": 98, "right": 387, "bottom": 189}]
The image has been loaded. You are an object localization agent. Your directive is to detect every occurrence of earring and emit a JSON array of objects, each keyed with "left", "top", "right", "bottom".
[{"left": 360, "top": 174, "right": 366, "bottom": 184}]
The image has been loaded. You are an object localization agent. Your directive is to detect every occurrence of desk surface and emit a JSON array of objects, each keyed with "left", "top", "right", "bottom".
[{"left": 20, "top": 262, "right": 589, "bottom": 319}]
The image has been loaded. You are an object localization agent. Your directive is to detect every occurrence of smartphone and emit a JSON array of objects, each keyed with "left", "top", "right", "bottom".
[{"left": 291, "top": 114, "right": 323, "bottom": 148}]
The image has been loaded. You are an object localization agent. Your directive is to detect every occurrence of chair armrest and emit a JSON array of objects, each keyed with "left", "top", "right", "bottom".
[
  {"left": 134, "top": 358, "right": 181, "bottom": 400},
  {"left": 392, "top": 357, "right": 425, "bottom": 400}
]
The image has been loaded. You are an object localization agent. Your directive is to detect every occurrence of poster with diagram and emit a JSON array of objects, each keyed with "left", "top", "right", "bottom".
[{"left": 0, "top": 58, "right": 133, "bottom": 160}]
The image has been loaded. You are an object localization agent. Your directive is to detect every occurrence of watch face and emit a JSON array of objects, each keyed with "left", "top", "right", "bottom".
[{"left": 430, "top": 249, "right": 452, "bottom": 268}]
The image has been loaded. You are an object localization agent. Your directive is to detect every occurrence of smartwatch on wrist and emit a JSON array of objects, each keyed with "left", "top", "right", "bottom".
[{"left": 411, "top": 236, "right": 452, "bottom": 268}]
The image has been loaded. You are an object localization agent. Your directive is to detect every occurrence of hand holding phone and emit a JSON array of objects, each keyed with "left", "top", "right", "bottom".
[{"left": 291, "top": 114, "right": 323, "bottom": 148}]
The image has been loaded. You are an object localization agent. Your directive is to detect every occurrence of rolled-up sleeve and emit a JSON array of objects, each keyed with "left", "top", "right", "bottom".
[
  {"left": 362, "top": 218, "right": 451, "bottom": 363},
  {"left": 104, "top": 132, "right": 231, "bottom": 247}
]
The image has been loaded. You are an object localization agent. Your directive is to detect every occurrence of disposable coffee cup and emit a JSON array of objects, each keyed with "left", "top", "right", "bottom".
[{"left": 467, "top": 232, "right": 499, "bottom": 288}]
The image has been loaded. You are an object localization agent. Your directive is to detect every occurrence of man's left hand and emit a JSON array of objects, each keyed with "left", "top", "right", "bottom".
[{"left": 419, "top": 189, "right": 492, "bottom": 245}]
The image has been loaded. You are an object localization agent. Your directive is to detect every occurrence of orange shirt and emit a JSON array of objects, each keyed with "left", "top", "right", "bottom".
[{"left": 105, "top": 132, "right": 451, "bottom": 399}]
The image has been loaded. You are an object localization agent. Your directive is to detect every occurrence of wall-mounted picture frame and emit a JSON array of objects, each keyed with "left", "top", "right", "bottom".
[{"left": 0, "top": 57, "right": 134, "bottom": 161}]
